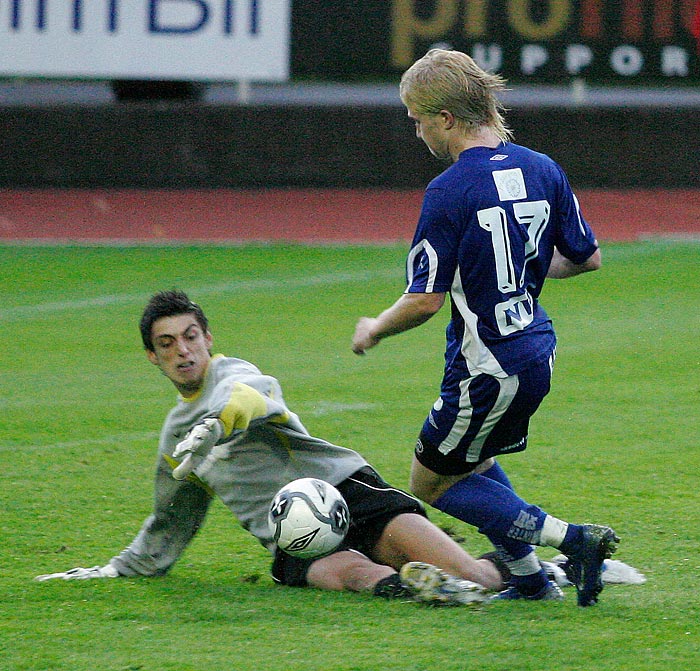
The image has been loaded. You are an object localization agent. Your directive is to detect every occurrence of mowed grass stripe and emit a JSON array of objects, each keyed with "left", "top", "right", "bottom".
[{"left": 0, "top": 267, "right": 400, "bottom": 322}]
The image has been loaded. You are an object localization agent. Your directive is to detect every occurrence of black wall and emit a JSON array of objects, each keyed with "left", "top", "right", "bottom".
[{"left": 2, "top": 103, "right": 698, "bottom": 189}]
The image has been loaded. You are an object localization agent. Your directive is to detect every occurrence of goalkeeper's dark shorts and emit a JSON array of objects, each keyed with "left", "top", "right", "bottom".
[{"left": 271, "top": 466, "right": 426, "bottom": 587}]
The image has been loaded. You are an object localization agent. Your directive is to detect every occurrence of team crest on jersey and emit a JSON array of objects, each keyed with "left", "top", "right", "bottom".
[{"left": 492, "top": 168, "right": 527, "bottom": 201}]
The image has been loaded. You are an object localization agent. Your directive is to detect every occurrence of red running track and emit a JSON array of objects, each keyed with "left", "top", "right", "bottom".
[{"left": 0, "top": 188, "right": 698, "bottom": 243}]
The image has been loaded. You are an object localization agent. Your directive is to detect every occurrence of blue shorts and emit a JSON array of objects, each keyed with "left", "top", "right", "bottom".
[{"left": 415, "top": 354, "right": 554, "bottom": 475}]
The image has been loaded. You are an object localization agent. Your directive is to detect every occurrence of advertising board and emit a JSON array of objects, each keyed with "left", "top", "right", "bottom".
[{"left": 0, "top": 0, "right": 290, "bottom": 81}]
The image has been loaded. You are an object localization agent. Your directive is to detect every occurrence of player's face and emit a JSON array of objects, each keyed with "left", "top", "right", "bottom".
[
  {"left": 406, "top": 105, "right": 451, "bottom": 161},
  {"left": 147, "top": 313, "right": 213, "bottom": 397}
]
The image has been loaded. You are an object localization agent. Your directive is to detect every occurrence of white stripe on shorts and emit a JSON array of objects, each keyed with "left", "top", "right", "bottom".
[{"left": 437, "top": 374, "right": 520, "bottom": 462}]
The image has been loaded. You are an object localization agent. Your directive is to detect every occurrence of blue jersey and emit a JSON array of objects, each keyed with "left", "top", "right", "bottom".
[{"left": 406, "top": 142, "right": 598, "bottom": 377}]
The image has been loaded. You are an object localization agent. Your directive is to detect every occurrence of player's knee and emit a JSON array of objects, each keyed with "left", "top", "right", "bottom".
[
  {"left": 410, "top": 447, "right": 451, "bottom": 503},
  {"left": 408, "top": 479, "right": 436, "bottom": 504}
]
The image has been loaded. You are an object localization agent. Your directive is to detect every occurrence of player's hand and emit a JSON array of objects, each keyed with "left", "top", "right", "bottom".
[
  {"left": 35, "top": 564, "right": 119, "bottom": 581},
  {"left": 173, "top": 418, "right": 224, "bottom": 460},
  {"left": 352, "top": 317, "right": 381, "bottom": 355},
  {"left": 172, "top": 418, "right": 224, "bottom": 480}
]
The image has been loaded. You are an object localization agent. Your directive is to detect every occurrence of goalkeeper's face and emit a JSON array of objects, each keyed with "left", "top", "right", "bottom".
[{"left": 147, "top": 313, "right": 213, "bottom": 397}]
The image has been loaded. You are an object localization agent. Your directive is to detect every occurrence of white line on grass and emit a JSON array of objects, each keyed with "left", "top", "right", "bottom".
[
  {"left": 0, "top": 431, "right": 161, "bottom": 452},
  {"left": 2, "top": 401, "right": 376, "bottom": 452},
  {"left": 1, "top": 268, "right": 400, "bottom": 322},
  {"left": 297, "top": 401, "right": 377, "bottom": 416}
]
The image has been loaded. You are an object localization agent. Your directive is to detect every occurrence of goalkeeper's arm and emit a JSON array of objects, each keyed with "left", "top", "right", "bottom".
[{"left": 171, "top": 380, "right": 283, "bottom": 480}]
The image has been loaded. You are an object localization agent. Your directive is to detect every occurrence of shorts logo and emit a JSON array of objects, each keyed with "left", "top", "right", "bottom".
[
  {"left": 428, "top": 412, "right": 439, "bottom": 429},
  {"left": 415, "top": 438, "right": 424, "bottom": 455},
  {"left": 500, "top": 436, "right": 527, "bottom": 453}
]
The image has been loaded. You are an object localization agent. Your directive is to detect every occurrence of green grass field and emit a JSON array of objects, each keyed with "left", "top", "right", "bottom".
[{"left": 1, "top": 241, "right": 698, "bottom": 671}]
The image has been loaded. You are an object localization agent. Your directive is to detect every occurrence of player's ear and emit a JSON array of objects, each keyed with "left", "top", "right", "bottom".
[
  {"left": 146, "top": 349, "right": 159, "bottom": 366},
  {"left": 440, "top": 110, "right": 455, "bottom": 129}
]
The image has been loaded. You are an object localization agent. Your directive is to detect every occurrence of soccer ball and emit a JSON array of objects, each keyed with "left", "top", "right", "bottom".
[{"left": 268, "top": 478, "right": 350, "bottom": 559}]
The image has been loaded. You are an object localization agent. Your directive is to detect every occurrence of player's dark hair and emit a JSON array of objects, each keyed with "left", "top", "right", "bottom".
[{"left": 140, "top": 289, "right": 209, "bottom": 351}]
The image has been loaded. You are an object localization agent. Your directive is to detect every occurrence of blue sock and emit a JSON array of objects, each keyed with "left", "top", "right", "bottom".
[
  {"left": 434, "top": 475, "right": 550, "bottom": 593},
  {"left": 511, "top": 569, "right": 549, "bottom": 594},
  {"left": 433, "top": 474, "right": 548, "bottom": 546},
  {"left": 481, "top": 460, "right": 514, "bottom": 490},
  {"left": 482, "top": 460, "right": 571, "bottom": 556},
  {"left": 559, "top": 524, "right": 584, "bottom": 554},
  {"left": 479, "top": 461, "right": 538, "bottom": 570}
]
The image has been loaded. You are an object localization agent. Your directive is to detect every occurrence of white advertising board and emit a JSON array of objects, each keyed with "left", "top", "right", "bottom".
[{"left": 0, "top": 0, "right": 290, "bottom": 81}]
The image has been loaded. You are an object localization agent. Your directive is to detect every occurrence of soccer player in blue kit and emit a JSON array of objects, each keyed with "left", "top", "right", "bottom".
[{"left": 352, "top": 49, "right": 619, "bottom": 606}]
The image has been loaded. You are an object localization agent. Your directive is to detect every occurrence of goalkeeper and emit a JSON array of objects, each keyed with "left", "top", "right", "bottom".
[{"left": 35, "top": 289, "right": 508, "bottom": 605}]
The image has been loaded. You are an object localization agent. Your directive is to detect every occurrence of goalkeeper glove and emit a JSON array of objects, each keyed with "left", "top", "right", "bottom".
[
  {"left": 35, "top": 564, "right": 119, "bottom": 581},
  {"left": 172, "top": 417, "right": 224, "bottom": 480},
  {"left": 173, "top": 417, "right": 224, "bottom": 460}
]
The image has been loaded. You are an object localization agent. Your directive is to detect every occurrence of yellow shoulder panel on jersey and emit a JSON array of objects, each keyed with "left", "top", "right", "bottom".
[{"left": 219, "top": 381, "right": 269, "bottom": 436}]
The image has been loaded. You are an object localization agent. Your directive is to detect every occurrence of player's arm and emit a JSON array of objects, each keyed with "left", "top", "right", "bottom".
[
  {"left": 172, "top": 379, "right": 288, "bottom": 479},
  {"left": 35, "top": 457, "right": 212, "bottom": 581},
  {"left": 352, "top": 291, "right": 446, "bottom": 355},
  {"left": 546, "top": 246, "right": 601, "bottom": 279},
  {"left": 108, "top": 459, "right": 213, "bottom": 575}
]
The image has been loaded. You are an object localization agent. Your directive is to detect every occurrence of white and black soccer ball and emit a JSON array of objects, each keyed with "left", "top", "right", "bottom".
[{"left": 268, "top": 478, "right": 350, "bottom": 559}]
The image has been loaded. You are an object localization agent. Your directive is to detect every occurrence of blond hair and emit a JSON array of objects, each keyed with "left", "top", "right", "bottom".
[{"left": 400, "top": 49, "right": 512, "bottom": 143}]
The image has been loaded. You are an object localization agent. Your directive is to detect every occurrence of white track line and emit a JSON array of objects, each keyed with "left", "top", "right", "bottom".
[{"left": 1, "top": 268, "right": 400, "bottom": 322}]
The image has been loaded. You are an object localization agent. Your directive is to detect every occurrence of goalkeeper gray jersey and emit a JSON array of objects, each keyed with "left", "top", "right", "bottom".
[{"left": 111, "top": 355, "right": 367, "bottom": 577}]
